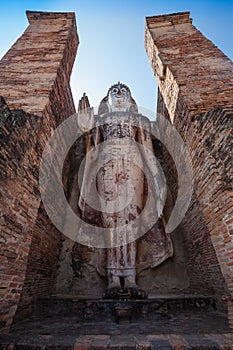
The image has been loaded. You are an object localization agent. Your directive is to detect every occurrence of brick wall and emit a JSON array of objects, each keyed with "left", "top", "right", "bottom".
[
  {"left": 0, "top": 11, "right": 78, "bottom": 330},
  {"left": 145, "top": 12, "right": 233, "bottom": 325},
  {"left": 157, "top": 91, "right": 230, "bottom": 304}
]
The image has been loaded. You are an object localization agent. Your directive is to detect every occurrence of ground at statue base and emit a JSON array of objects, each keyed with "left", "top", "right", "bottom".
[
  {"left": 1, "top": 333, "right": 233, "bottom": 349},
  {"left": 1, "top": 310, "right": 233, "bottom": 349}
]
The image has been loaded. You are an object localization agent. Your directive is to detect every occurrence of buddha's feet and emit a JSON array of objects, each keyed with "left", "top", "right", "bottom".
[
  {"left": 103, "top": 286, "right": 123, "bottom": 299},
  {"left": 124, "top": 286, "right": 147, "bottom": 299}
]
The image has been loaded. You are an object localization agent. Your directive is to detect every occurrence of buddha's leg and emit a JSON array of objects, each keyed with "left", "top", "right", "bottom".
[
  {"left": 123, "top": 240, "right": 147, "bottom": 298},
  {"left": 106, "top": 239, "right": 137, "bottom": 290},
  {"left": 97, "top": 158, "right": 122, "bottom": 291},
  {"left": 123, "top": 241, "right": 137, "bottom": 288},
  {"left": 106, "top": 246, "right": 121, "bottom": 289}
]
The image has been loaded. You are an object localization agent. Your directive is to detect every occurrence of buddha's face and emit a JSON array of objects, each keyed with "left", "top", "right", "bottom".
[{"left": 108, "top": 84, "right": 131, "bottom": 112}]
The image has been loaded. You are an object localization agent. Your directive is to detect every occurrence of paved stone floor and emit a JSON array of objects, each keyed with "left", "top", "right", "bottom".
[{"left": 0, "top": 310, "right": 233, "bottom": 349}]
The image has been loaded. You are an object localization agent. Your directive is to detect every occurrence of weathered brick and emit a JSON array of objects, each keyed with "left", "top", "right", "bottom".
[
  {"left": 0, "top": 11, "right": 78, "bottom": 330},
  {"left": 145, "top": 11, "right": 233, "bottom": 326}
]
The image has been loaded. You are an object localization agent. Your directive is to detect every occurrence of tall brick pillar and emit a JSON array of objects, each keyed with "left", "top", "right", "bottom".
[
  {"left": 145, "top": 12, "right": 233, "bottom": 329},
  {"left": 0, "top": 11, "right": 78, "bottom": 331}
]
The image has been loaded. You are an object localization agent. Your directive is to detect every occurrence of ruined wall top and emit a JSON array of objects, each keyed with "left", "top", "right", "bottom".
[
  {"left": 145, "top": 11, "right": 233, "bottom": 121},
  {"left": 0, "top": 11, "right": 78, "bottom": 115},
  {"left": 26, "top": 10, "right": 76, "bottom": 24},
  {"left": 146, "top": 12, "right": 192, "bottom": 28}
]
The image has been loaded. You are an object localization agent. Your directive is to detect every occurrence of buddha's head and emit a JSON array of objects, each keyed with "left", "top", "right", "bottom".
[{"left": 98, "top": 82, "right": 138, "bottom": 115}]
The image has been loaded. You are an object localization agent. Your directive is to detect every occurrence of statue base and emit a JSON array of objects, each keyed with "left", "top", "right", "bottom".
[{"left": 35, "top": 295, "right": 216, "bottom": 323}]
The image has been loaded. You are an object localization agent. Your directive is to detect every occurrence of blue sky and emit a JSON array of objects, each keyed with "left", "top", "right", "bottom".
[{"left": 0, "top": 0, "right": 232, "bottom": 113}]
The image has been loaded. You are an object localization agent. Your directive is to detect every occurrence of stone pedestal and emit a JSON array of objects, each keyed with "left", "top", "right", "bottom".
[{"left": 35, "top": 294, "right": 216, "bottom": 323}]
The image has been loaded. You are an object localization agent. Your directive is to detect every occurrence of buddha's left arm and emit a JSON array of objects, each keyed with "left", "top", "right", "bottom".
[{"left": 136, "top": 116, "right": 166, "bottom": 217}]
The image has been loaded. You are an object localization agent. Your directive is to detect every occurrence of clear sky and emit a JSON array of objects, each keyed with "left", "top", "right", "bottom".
[{"left": 0, "top": 0, "right": 232, "bottom": 113}]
